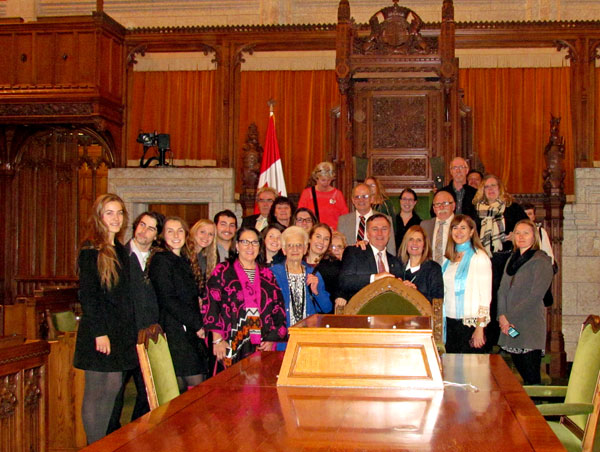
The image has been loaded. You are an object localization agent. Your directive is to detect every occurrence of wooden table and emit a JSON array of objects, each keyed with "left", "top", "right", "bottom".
[{"left": 83, "top": 352, "right": 566, "bottom": 451}]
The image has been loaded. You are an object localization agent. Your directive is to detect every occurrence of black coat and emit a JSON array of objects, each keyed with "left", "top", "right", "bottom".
[
  {"left": 74, "top": 241, "right": 137, "bottom": 372},
  {"left": 394, "top": 212, "right": 422, "bottom": 251},
  {"left": 399, "top": 259, "right": 444, "bottom": 303},
  {"left": 313, "top": 256, "right": 343, "bottom": 310},
  {"left": 127, "top": 242, "right": 159, "bottom": 331},
  {"left": 440, "top": 182, "right": 478, "bottom": 222},
  {"left": 339, "top": 245, "right": 403, "bottom": 300},
  {"left": 148, "top": 250, "right": 208, "bottom": 377}
]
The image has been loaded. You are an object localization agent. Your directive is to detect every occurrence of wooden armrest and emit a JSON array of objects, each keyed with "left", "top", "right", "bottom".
[
  {"left": 523, "top": 385, "right": 568, "bottom": 398},
  {"left": 536, "top": 402, "right": 593, "bottom": 417}
]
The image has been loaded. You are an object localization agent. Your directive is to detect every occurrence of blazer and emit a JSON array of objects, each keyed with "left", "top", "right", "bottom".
[
  {"left": 337, "top": 211, "right": 396, "bottom": 255},
  {"left": 395, "top": 212, "right": 422, "bottom": 251},
  {"left": 339, "top": 245, "right": 403, "bottom": 300},
  {"left": 148, "top": 250, "right": 208, "bottom": 376},
  {"left": 271, "top": 262, "right": 332, "bottom": 350},
  {"left": 241, "top": 213, "right": 260, "bottom": 229},
  {"left": 127, "top": 241, "right": 159, "bottom": 331},
  {"left": 74, "top": 241, "right": 137, "bottom": 372},
  {"left": 420, "top": 218, "right": 436, "bottom": 245},
  {"left": 399, "top": 259, "right": 444, "bottom": 303},
  {"left": 440, "top": 182, "right": 478, "bottom": 222}
]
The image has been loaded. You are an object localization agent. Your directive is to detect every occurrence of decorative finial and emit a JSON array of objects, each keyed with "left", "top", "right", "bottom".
[{"left": 267, "top": 99, "right": 276, "bottom": 116}]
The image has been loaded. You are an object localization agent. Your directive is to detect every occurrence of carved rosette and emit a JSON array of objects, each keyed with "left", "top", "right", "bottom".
[
  {"left": 0, "top": 374, "right": 18, "bottom": 419},
  {"left": 23, "top": 368, "right": 42, "bottom": 409}
]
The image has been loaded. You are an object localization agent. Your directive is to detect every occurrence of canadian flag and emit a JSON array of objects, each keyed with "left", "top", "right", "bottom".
[{"left": 257, "top": 113, "right": 287, "bottom": 197}]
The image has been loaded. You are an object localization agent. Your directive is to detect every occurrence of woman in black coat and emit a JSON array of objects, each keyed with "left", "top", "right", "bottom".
[
  {"left": 148, "top": 216, "right": 209, "bottom": 392},
  {"left": 74, "top": 193, "right": 137, "bottom": 445},
  {"left": 397, "top": 225, "right": 444, "bottom": 303}
]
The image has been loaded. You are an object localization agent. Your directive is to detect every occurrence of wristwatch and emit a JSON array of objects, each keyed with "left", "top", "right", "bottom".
[{"left": 478, "top": 322, "right": 486, "bottom": 328}]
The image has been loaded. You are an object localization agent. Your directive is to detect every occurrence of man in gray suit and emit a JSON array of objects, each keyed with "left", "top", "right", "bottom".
[
  {"left": 337, "top": 183, "right": 396, "bottom": 255},
  {"left": 421, "top": 190, "right": 455, "bottom": 265}
]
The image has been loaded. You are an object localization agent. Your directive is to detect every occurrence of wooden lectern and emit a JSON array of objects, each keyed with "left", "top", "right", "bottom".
[{"left": 277, "top": 314, "right": 443, "bottom": 389}]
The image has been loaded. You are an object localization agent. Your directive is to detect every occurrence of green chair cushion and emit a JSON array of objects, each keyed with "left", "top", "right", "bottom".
[
  {"left": 52, "top": 311, "right": 77, "bottom": 332},
  {"left": 549, "top": 421, "right": 583, "bottom": 452},
  {"left": 146, "top": 335, "right": 180, "bottom": 406},
  {"left": 356, "top": 293, "right": 423, "bottom": 316}
]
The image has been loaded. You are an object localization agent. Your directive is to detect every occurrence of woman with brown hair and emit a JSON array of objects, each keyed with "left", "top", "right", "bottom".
[
  {"left": 74, "top": 193, "right": 137, "bottom": 444},
  {"left": 148, "top": 216, "right": 209, "bottom": 392},
  {"left": 398, "top": 225, "right": 443, "bottom": 303},
  {"left": 442, "top": 214, "right": 492, "bottom": 353}
]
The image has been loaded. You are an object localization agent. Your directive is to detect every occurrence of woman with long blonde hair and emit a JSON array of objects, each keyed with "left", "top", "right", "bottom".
[
  {"left": 189, "top": 219, "right": 218, "bottom": 280},
  {"left": 74, "top": 193, "right": 137, "bottom": 445}
]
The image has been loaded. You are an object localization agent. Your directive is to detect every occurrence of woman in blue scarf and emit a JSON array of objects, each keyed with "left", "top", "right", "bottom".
[{"left": 442, "top": 214, "right": 492, "bottom": 353}]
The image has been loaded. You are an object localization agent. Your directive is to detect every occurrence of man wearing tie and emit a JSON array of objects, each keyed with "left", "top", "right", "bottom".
[
  {"left": 420, "top": 191, "right": 455, "bottom": 265},
  {"left": 339, "top": 214, "right": 403, "bottom": 300},
  {"left": 337, "top": 183, "right": 396, "bottom": 255},
  {"left": 241, "top": 186, "right": 278, "bottom": 232}
]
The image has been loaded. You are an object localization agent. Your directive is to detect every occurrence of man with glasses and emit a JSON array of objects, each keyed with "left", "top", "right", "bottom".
[
  {"left": 439, "top": 157, "right": 477, "bottom": 222},
  {"left": 241, "top": 186, "right": 277, "bottom": 232},
  {"left": 421, "top": 191, "right": 455, "bottom": 265},
  {"left": 337, "top": 183, "right": 396, "bottom": 254},
  {"left": 340, "top": 214, "right": 403, "bottom": 300}
]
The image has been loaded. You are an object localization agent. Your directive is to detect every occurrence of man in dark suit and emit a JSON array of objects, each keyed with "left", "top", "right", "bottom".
[
  {"left": 439, "top": 156, "right": 477, "bottom": 222},
  {"left": 108, "top": 211, "right": 164, "bottom": 433},
  {"left": 241, "top": 186, "right": 278, "bottom": 232},
  {"left": 339, "top": 214, "right": 403, "bottom": 300}
]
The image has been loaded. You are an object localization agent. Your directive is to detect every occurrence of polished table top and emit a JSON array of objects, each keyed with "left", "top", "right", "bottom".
[{"left": 84, "top": 353, "right": 566, "bottom": 451}]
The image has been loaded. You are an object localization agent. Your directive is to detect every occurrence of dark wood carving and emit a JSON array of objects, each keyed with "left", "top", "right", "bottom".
[
  {"left": 23, "top": 368, "right": 42, "bottom": 408},
  {"left": 372, "top": 96, "right": 426, "bottom": 148},
  {"left": 0, "top": 374, "right": 17, "bottom": 418},
  {"left": 240, "top": 123, "right": 263, "bottom": 216},
  {"left": 371, "top": 157, "right": 427, "bottom": 177},
  {"left": 0, "top": 103, "right": 94, "bottom": 117},
  {"left": 542, "top": 115, "right": 567, "bottom": 378},
  {"left": 355, "top": 2, "right": 433, "bottom": 55}
]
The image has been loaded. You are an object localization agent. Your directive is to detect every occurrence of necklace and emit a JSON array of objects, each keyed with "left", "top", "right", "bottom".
[{"left": 286, "top": 263, "right": 306, "bottom": 325}]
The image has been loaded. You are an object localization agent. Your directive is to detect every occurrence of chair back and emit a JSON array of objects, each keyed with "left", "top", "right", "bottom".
[
  {"left": 582, "top": 372, "right": 600, "bottom": 452},
  {"left": 565, "top": 316, "right": 600, "bottom": 432},
  {"left": 340, "top": 277, "right": 442, "bottom": 344},
  {"left": 136, "top": 324, "right": 180, "bottom": 410},
  {"left": 52, "top": 310, "right": 78, "bottom": 332}
]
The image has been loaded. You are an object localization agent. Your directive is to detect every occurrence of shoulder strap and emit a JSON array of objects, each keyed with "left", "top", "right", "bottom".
[{"left": 311, "top": 185, "right": 320, "bottom": 221}]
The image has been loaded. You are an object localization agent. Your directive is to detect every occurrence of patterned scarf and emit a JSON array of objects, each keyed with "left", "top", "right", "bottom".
[{"left": 477, "top": 199, "right": 506, "bottom": 257}]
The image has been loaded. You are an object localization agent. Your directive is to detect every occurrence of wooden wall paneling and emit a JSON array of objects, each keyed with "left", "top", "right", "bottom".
[
  {"left": 15, "top": 32, "right": 34, "bottom": 85},
  {"left": 56, "top": 32, "right": 76, "bottom": 85},
  {"left": 77, "top": 31, "right": 97, "bottom": 86},
  {"left": 0, "top": 33, "right": 12, "bottom": 86},
  {"left": 35, "top": 32, "right": 56, "bottom": 86}
]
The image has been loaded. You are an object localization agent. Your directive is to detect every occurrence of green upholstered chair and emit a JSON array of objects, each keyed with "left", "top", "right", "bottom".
[
  {"left": 136, "top": 324, "right": 180, "bottom": 410},
  {"left": 52, "top": 310, "right": 78, "bottom": 332},
  {"left": 525, "top": 315, "right": 600, "bottom": 451},
  {"left": 338, "top": 276, "right": 443, "bottom": 346}
]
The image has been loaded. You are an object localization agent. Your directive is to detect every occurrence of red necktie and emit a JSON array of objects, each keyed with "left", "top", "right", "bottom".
[
  {"left": 357, "top": 216, "right": 366, "bottom": 241},
  {"left": 377, "top": 251, "right": 385, "bottom": 273}
]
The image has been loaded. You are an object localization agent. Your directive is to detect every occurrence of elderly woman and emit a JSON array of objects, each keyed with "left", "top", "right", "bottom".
[
  {"left": 258, "top": 223, "right": 285, "bottom": 266},
  {"left": 189, "top": 219, "right": 217, "bottom": 280},
  {"left": 330, "top": 231, "right": 347, "bottom": 261},
  {"left": 271, "top": 226, "right": 332, "bottom": 349},
  {"left": 268, "top": 196, "right": 295, "bottom": 228},
  {"left": 74, "top": 194, "right": 136, "bottom": 444},
  {"left": 398, "top": 225, "right": 443, "bottom": 303},
  {"left": 148, "top": 217, "right": 208, "bottom": 392},
  {"left": 204, "top": 226, "right": 287, "bottom": 368},
  {"left": 291, "top": 207, "right": 317, "bottom": 232},
  {"left": 297, "top": 161, "right": 348, "bottom": 230},
  {"left": 304, "top": 223, "right": 345, "bottom": 312},
  {"left": 365, "top": 176, "right": 396, "bottom": 226},
  {"left": 473, "top": 174, "right": 528, "bottom": 350},
  {"left": 498, "top": 220, "right": 553, "bottom": 385},
  {"left": 442, "top": 214, "right": 492, "bottom": 353},
  {"left": 395, "top": 188, "right": 422, "bottom": 249}
]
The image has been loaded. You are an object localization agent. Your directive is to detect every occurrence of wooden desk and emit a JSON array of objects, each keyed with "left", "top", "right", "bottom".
[{"left": 83, "top": 353, "right": 566, "bottom": 451}]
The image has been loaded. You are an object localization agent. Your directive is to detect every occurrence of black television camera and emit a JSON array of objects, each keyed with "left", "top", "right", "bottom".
[{"left": 137, "top": 131, "right": 172, "bottom": 167}]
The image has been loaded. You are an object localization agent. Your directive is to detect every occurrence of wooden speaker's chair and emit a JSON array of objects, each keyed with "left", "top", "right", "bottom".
[
  {"left": 337, "top": 276, "right": 443, "bottom": 346},
  {"left": 136, "top": 324, "right": 180, "bottom": 411},
  {"left": 525, "top": 315, "right": 600, "bottom": 451}
]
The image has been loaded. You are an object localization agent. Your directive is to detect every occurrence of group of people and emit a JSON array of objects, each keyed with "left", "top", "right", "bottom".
[{"left": 74, "top": 158, "right": 554, "bottom": 444}]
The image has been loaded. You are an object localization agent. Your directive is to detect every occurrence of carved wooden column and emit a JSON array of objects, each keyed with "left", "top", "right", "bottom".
[
  {"left": 335, "top": 0, "right": 353, "bottom": 202},
  {"left": 557, "top": 37, "right": 596, "bottom": 167},
  {"left": 543, "top": 116, "right": 567, "bottom": 378},
  {"left": 240, "top": 123, "right": 263, "bottom": 216}
]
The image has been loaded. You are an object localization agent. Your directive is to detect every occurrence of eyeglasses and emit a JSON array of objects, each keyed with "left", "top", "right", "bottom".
[
  {"left": 484, "top": 183, "right": 499, "bottom": 189},
  {"left": 400, "top": 197, "right": 416, "bottom": 202},
  {"left": 296, "top": 218, "right": 313, "bottom": 224},
  {"left": 331, "top": 245, "right": 344, "bottom": 250},
  {"left": 258, "top": 198, "right": 274, "bottom": 203},
  {"left": 432, "top": 201, "right": 454, "bottom": 208},
  {"left": 353, "top": 194, "right": 370, "bottom": 200},
  {"left": 286, "top": 243, "right": 305, "bottom": 250},
  {"left": 450, "top": 166, "right": 468, "bottom": 171},
  {"left": 238, "top": 239, "right": 260, "bottom": 247}
]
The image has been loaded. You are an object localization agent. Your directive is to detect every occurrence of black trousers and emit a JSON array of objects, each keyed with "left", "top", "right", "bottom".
[
  {"left": 445, "top": 317, "right": 484, "bottom": 354},
  {"left": 107, "top": 366, "right": 149, "bottom": 434},
  {"left": 511, "top": 350, "right": 542, "bottom": 385}
]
